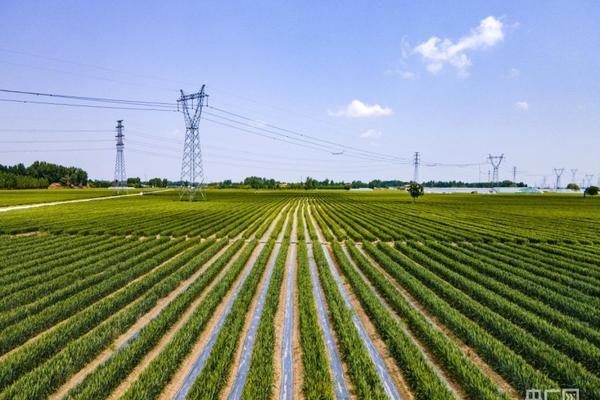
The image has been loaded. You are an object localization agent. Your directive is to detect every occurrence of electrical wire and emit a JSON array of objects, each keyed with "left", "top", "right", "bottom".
[{"left": 0, "top": 98, "right": 177, "bottom": 112}]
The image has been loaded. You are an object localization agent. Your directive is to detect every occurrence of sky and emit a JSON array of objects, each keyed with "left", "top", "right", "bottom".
[{"left": 0, "top": 0, "right": 599, "bottom": 186}]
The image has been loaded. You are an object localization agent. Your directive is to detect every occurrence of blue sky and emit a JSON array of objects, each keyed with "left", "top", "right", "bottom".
[{"left": 0, "top": 1, "right": 599, "bottom": 186}]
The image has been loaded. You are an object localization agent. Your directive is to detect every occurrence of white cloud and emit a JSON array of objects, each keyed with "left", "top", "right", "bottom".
[
  {"left": 384, "top": 68, "right": 416, "bottom": 80},
  {"left": 329, "top": 100, "right": 393, "bottom": 118},
  {"left": 515, "top": 100, "right": 529, "bottom": 110},
  {"left": 414, "top": 16, "right": 504, "bottom": 76},
  {"left": 507, "top": 67, "right": 520, "bottom": 78},
  {"left": 400, "top": 36, "right": 411, "bottom": 59},
  {"left": 360, "top": 129, "right": 383, "bottom": 139}
]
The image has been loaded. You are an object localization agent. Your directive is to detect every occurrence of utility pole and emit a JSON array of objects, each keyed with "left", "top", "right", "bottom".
[
  {"left": 114, "top": 120, "right": 126, "bottom": 189},
  {"left": 570, "top": 169, "right": 578, "bottom": 184},
  {"left": 554, "top": 168, "right": 565, "bottom": 189},
  {"left": 412, "top": 151, "right": 420, "bottom": 183},
  {"left": 178, "top": 86, "right": 208, "bottom": 201},
  {"left": 488, "top": 154, "right": 504, "bottom": 184},
  {"left": 585, "top": 174, "right": 594, "bottom": 188}
]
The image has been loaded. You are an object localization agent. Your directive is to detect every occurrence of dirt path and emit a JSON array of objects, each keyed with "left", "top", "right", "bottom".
[
  {"left": 307, "top": 206, "right": 403, "bottom": 400},
  {"left": 49, "top": 239, "right": 236, "bottom": 400},
  {"left": 0, "top": 189, "right": 172, "bottom": 213},
  {"left": 354, "top": 245, "right": 520, "bottom": 399},
  {"left": 161, "top": 204, "right": 288, "bottom": 399}
]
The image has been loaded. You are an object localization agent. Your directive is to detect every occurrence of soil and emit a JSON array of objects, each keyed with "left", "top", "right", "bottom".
[
  {"left": 355, "top": 245, "right": 520, "bottom": 399},
  {"left": 49, "top": 240, "right": 236, "bottom": 400}
]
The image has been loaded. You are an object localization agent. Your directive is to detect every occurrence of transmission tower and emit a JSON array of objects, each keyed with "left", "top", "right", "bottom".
[
  {"left": 488, "top": 154, "right": 504, "bottom": 184},
  {"left": 114, "top": 120, "right": 126, "bottom": 188},
  {"left": 585, "top": 174, "right": 594, "bottom": 188},
  {"left": 570, "top": 169, "right": 578, "bottom": 184},
  {"left": 512, "top": 166, "right": 517, "bottom": 183},
  {"left": 412, "top": 152, "right": 420, "bottom": 183},
  {"left": 554, "top": 168, "right": 565, "bottom": 189},
  {"left": 178, "top": 86, "right": 208, "bottom": 201}
]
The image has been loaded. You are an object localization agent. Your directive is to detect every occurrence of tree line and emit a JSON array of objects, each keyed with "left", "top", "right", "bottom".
[{"left": 0, "top": 161, "right": 88, "bottom": 189}]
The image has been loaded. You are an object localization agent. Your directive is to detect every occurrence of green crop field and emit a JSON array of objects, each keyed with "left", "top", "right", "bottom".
[
  {"left": 0, "top": 189, "right": 598, "bottom": 400},
  {"left": 0, "top": 188, "right": 153, "bottom": 208}
]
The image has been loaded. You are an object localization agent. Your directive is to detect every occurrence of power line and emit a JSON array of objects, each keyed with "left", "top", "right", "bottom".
[
  {"left": 206, "top": 105, "right": 409, "bottom": 162},
  {"left": 0, "top": 147, "right": 113, "bottom": 153},
  {"left": 0, "top": 98, "right": 177, "bottom": 112},
  {"left": 0, "top": 88, "right": 175, "bottom": 107},
  {"left": 0, "top": 139, "right": 112, "bottom": 143}
]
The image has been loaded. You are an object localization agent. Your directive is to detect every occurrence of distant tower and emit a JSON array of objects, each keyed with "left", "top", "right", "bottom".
[
  {"left": 178, "top": 86, "right": 208, "bottom": 201},
  {"left": 570, "top": 169, "right": 578, "bottom": 184},
  {"left": 488, "top": 154, "right": 504, "bottom": 184},
  {"left": 585, "top": 174, "right": 594, "bottom": 188},
  {"left": 512, "top": 166, "right": 517, "bottom": 183},
  {"left": 412, "top": 152, "right": 420, "bottom": 183},
  {"left": 554, "top": 168, "right": 565, "bottom": 189},
  {"left": 114, "top": 120, "right": 126, "bottom": 188},
  {"left": 542, "top": 176, "right": 547, "bottom": 188},
  {"left": 487, "top": 170, "right": 491, "bottom": 183}
]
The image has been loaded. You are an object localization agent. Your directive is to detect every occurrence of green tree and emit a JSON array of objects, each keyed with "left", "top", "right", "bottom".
[
  {"left": 127, "top": 177, "right": 142, "bottom": 188},
  {"left": 407, "top": 182, "right": 424, "bottom": 203},
  {"left": 584, "top": 186, "right": 599, "bottom": 197},
  {"left": 566, "top": 183, "right": 580, "bottom": 191}
]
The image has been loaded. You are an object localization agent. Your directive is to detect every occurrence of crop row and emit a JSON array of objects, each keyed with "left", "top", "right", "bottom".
[
  {"left": 362, "top": 241, "right": 557, "bottom": 394},
  {"left": 0, "top": 238, "right": 212, "bottom": 392},
  {"left": 0, "top": 239, "right": 152, "bottom": 325},
  {"left": 184, "top": 239, "right": 277, "bottom": 399},
  {"left": 0, "top": 238, "right": 229, "bottom": 399},
  {"left": 240, "top": 239, "right": 290, "bottom": 399},
  {"left": 411, "top": 241, "right": 600, "bottom": 367},
  {"left": 311, "top": 239, "right": 387, "bottom": 398},
  {"left": 296, "top": 239, "right": 335, "bottom": 399},
  {"left": 0, "top": 237, "right": 192, "bottom": 355},
  {"left": 64, "top": 238, "right": 246, "bottom": 399},
  {"left": 374, "top": 242, "right": 600, "bottom": 398}
]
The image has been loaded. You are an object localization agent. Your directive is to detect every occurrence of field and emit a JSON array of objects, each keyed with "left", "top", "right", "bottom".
[
  {"left": 0, "top": 188, "right": 150, "bottom": 208},
  {"left": 0, "top": 189, "right": 598, "bottom": 400}
]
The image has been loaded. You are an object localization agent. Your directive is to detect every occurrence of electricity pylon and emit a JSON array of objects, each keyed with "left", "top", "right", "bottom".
[
  {"left": 178, "top": 86, "right": 208, "bottom": 201},
  {"left": 554, "top": 168, "right": 565, "bottom": 189},
  {"left": 488, "top": 154, "right": 504, "bottom": 184},
  {"left": 570, "top": 169, "right": 578, "bottom": 184},
  {"left": 412, "top": 151, "right": 420, "bottom": 183},
  {"left": 114, "top": 120, "right": 126, "bottom": 189}
]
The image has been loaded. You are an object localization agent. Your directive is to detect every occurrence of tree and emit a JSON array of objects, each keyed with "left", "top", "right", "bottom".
[
  {"left": 127, "top": 177, "right": 142, "bottom": 188},
  {"left": 566, "top": 183, "right": 580, "bottom": 191},
  {"left": 584, "top": 186, "right": 599, "bottom": 197},
  {"left": 407, "top": 182, "right": 424, "bottom": 203}
]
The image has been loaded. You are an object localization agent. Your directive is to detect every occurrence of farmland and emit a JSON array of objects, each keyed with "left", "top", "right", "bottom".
[{"left": 0, "top": 189, "right": 598, "bottom": 400}]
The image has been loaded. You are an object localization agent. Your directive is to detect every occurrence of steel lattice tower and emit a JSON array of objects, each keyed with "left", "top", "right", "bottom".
[
  {"left": 570, "top": 169, "right": 578, "bottom": 184},
  {"left": 488, "top": 154, "right": 504, "bottom": 184},
  {"left": 178, "top": 86, "right": 208, "bottom": 201},
  {"left": 554, "top": 168, "right": 565, "bottom": 189},
  {"left": 412, "top": 151, "right": 420, "bottom": 183},
  {"left": 585, "top": 174, "right": 594, "bottom": 188},
  {"left": 114, "top": 120, "right": 126, "bottom": 188}
]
